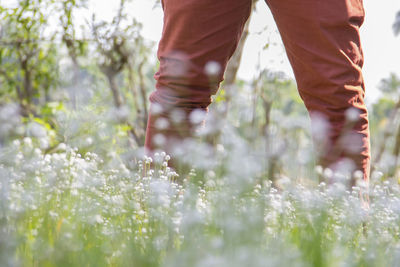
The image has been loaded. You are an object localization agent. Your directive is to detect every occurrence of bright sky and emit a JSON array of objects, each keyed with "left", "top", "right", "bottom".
[{"left": 4, "top": 0, "right": 400, "bottom": 103}]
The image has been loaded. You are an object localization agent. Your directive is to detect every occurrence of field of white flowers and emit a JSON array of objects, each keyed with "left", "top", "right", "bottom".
[{"left": 1, "top": 100, "right": 400, "bottom": 267}]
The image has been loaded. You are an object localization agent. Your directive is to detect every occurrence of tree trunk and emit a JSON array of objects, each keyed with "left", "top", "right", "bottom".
[
  {"left": 138, "top": 60, "right": 148, "bottom": 129},
  {"left": 107, "top": 73, "right": 123, "bottom": 108},
  {"left": 371, "top": 99, "right": 400, "bottom": 175},
  {"left": 22, "top": 60, "right": 33, "bottom": 104},
  {"left": 224, "top": 0, "right": 258, "bottom": 85},
  {"left": 262, "top": 98, "right": 272, "bottom": 135},
  {"left": 391, "top": 121, "right": 400, "bottom": 177}
]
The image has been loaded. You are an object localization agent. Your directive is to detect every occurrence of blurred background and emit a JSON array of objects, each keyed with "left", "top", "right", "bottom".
[{"left": 1, "top": 0, "right": 399, "bottom": 179}]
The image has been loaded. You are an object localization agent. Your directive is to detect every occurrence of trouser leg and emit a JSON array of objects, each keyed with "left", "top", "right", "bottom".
[
  {"left": 145, "top": 0, "right": 252, "bottom": 159},
  {"left": 266, "top": 0, "right": 370, "bottom": 183}
]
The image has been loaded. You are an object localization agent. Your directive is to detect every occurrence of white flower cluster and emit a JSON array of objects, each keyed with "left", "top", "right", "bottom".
[{"left": 1, "top": 138, "right": 400, "bottom": 267}]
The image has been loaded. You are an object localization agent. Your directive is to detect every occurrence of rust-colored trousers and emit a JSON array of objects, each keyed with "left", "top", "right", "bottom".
[{"left": 145, "top": 0, "right": 370, "bottom": 181}]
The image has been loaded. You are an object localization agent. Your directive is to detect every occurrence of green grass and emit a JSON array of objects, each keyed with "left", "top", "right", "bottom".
[{"left": 1, "top": 137, "right": 400, "bottom": 267}]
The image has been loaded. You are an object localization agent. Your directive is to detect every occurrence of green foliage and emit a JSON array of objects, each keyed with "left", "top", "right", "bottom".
[
  {"left": 0, "top": 0, "right": 60, "bottom": 114},
  {"left": 0, "top": 0, "right": 155, "bottom": 148},
  {"left": 378, "top": 73, "right": 400, "bottom": 96},
  {"left": 59, "top": 0, "right": 89, "bottom": 64},
  {"left": 369, "top": 74, "right": 400, "bottom": 133}
]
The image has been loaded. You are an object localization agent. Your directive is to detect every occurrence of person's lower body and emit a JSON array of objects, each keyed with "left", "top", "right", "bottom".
[{"left": 145, "top": 0, "right": 370, "bottom": 185}]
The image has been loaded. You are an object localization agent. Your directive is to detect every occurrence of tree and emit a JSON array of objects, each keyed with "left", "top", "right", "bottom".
[
  {"left": 90, "top": 0, "right": 152, "bottom": 146},
  {"left": 371, "top": 73, "right": 400, "bottom": 176},
  {"left": 0, "top": 0, "right": 59, "bottom": 116}
]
